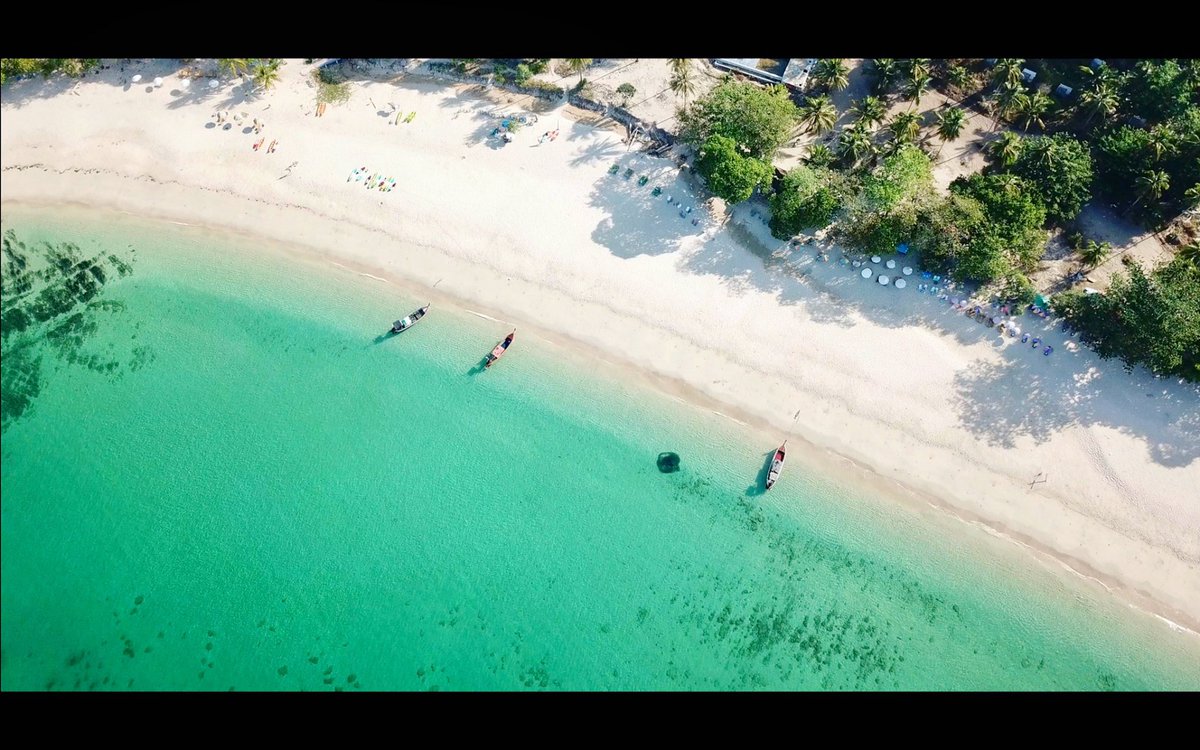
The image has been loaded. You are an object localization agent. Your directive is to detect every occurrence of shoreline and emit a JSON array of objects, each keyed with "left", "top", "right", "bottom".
[
  {"left": 3, "top": 61, "right": 1199, "bottom": 635},
  {"left": 7, "top": 194, "right": 1198, "bottom": 640}
]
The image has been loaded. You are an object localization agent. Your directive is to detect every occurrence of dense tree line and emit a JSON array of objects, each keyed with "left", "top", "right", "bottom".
[
  {"left": 1, "top": 58, "right": 100, "bottom": 85},
  {"left": 1054, "top": 257, "right": 1200, "bottom": 382}
]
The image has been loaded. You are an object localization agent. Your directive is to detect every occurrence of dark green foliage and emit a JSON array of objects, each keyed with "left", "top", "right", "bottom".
[
  {"left": 679, "top": 79, "right": 799, "bottom": 160},
  {"left": 1005, "top": 134, "right": 1094, "bottom": 224},
  {"left": 768, "top": 166, "right": 845, "bottom": 238},
  {"left": 839, "top": 146, "right": 935, "bottom": 256},
  {"left": 616, "top": 82, "right": 636, "bottom": 105},
  {"left": 1094, "top": 109, "right": 1200, "bottom": 227},
  {"left": 1054, "top": 257, "right": 1200, "bottom": 381},
  {"left": 695, "top": 135, "right": 773, "bottom": 204},
  {"left": 2, "top": 58, "right": 99, "bottom": 85},
  {"left": 512, "top": 64, "right": 533, "bottom": 86},
  {"left": 1119, "top": 60, "right": 1195, "bottom": 124},
  {"left": 951, "top": 173, "right": 1048, "bottom": 270},
  {"left": 909, "top": 193, "right": 988, "bottom": 275}
]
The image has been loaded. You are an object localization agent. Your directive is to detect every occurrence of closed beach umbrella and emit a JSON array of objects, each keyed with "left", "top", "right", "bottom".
[
  {"left": 894, "top": 278, "right": 907, "bottom": 289},
  {"left": 153, "top": 77, "right": 164, "bottom": 88},
  {"left": 871, "top": 255, "right": 882, "bottom": 264},
  {"left": 208, "top": 79, "right": 219, "bottom": 89},
  {"left": 886, "top": 259, "right": 896, "bottom": 269},
  {"left": 861, "top": 267, "right": 873, "bottom": 279},
  {"left": 902, "top": 266, "right": 913, "bottom": 275},
  {"left": 131, "top": 74, "right": 142, "bottom": 83},
  {"left": 878, "top": 275, "right": 890, "bottom": 286}
]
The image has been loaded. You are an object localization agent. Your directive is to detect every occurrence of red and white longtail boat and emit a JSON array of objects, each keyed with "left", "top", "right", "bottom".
[
  {"left": 765, "top": 440, "right": 787, "bottom": 490},
  {"left": 484, "top": 330, "right": 516, "bottom": 369}
]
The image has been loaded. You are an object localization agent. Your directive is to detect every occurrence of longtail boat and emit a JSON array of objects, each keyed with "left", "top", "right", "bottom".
[
  {"left": 765, "top": 440, "right": 787, "bottom": 490},
  {"left": 389, "top": 304, "right": 430, "bottom": 334},
  {"left": 484, "top": 330, "right": 515, "bottom": 369}
]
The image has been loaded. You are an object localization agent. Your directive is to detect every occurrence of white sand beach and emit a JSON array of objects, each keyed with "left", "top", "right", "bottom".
[{"left": 3, "top": 60, "right": 1199, "bottom": 631}]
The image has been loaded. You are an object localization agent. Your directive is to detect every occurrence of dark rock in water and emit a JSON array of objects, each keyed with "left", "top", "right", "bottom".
[{"left": 657, "top": 452, "right": 681, "bottom": 473}]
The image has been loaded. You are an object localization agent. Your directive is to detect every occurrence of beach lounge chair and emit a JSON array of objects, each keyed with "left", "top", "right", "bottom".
[
  {"left": 1044, "top": 346, "right": 1053, "bottom": 356},
  {"left": 651, "top": 187, "right": 662, "bottom": 197},
  {"left": 624, "top": 168, "right": 634, "bottom": 179},
  {"left": 609, "top": 163, "right": 620, "bottom": 175},
  {"left": 1031, "top": 338, "right": 1041, "bottom": 347},
  {"left": 638, "top": 175, "right": 649, "bottom": 186}
]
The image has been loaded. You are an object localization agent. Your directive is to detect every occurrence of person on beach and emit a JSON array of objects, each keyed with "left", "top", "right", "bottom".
[{"left": 268, "top": 139, "right": 277, "bottom": 153}]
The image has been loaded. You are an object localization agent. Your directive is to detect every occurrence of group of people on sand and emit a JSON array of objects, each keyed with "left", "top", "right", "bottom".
[{"left": 347, "top": 167, "right": 396, "bottom": 193}]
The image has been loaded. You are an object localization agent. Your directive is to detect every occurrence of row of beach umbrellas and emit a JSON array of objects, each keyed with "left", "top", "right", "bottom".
[{"left": 131, "top": 74, "right": 219, "bottom": 89}]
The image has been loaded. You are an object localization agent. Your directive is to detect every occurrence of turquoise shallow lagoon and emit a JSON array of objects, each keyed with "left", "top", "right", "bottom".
[{"left": 2, "top": 206, "right": 1199, "bottom": 691}]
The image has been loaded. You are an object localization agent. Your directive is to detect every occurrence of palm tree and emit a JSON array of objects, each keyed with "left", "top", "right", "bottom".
[
  {"left": 668, "top": 59, "right": 689, "bottom": 77},
  {"left": 800, "top": 95, "right": 837, "bottom": 135},
  {"left": 851, "top": 95, "right": 887, "bottom": 130},
  {"left": 218, "top": 58, "right": 250, "bottom": 78},
  {"left": 805, "top": 143, "right": 836, "bottom": 168},
  {"left": 868, "top": 58, "right": 898, "bottom": 95},
  {"left": 1185, "top": 182, "right": 1200, "bottom": 211},
  {"left": 989, "top": 81, "right": 1023, "bottom": 129},
  {"left": 669, "top": 67, "right": 696, "bottom": 108},
  {"left": 993, "top": 58, "right": 1025, "bottom": 88},
  {"left": 1026, "top": 136, "right": 1060, "bottom": 167},
  {"left": 946, "top": 64, "right": 972, "bottom": 91},
  {"left": 1132, "top": 169, "right": 1170, "bottom": 212},
  {"left": 1014, "top": 91, "right": 1053, "bottom": 132},
  {"left": 904, "top": 72, "right": 932, "bottom": 107},
  {"left": 934, "top": 107, "right": 966, "bottom": 155},
  {"left": 988, "top": 131, "right": 1023, "bottom": 167},
  {"left": 565, "top": 58, "right": 593, "bottom": 85},
  {"left": 837, "top": 125, "right": 875, "bottom": 168},
  {"left": 888, "top": 110, "right": 922, "bottom": 145},
  {"left": 1179, "top": 240, "right": 1200, "bottom": 267},
  {"left": 813, "top": 59, "right": 849, "bottom": 92},
  {"left": 1078, "top": 240, "right": 1112, "bottom": 268},
  {"left": 1077, "top": 82, "right": 1120, "bottom": 128},
  {"left": 1146, "top": 124, "right": 1176, "bottom": 162},
  {"left": 252, "top": 59, "right": 281, "bottom": 91},
  {"left": 906, "top": 58, "right": 931, "bottom": 84}
]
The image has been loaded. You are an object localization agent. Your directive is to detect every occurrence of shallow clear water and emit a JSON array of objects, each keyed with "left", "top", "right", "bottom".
[{"left": 2, "top": 207, "right": 1198, "bottom": 691}]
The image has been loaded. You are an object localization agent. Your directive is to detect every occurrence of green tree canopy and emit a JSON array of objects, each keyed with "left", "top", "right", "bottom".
[
  {"left": 679, "top": 79, "right": 800, "bottom": 161},
  {"left": 695, "top": 134, "right": 773, "bottom": 204},
  {"left": 861, "top": 144, "right": 933, "bottom": 211},
  {"left": 1006, "top": 133, "right": 1094, "bottom": 224},
  {"left": 768, "top": 165, "right": 845, "bottom": 238},
  {"left": 1054, "top": 257, "right": 1200, "bottom": 381}
]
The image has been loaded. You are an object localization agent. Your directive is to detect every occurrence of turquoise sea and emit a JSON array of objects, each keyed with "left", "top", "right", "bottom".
[{"left": 2, "top": 206, "right": 1199, "bottom": 691}]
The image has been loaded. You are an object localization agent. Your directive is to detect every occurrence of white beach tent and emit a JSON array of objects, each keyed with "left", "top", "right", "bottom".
[
  {"left": 153, "top": 77, "right": 164, "bottom": 88},
  {"left": 208, "top": 79, "right": 219, "bottom": 89},
  {"left": 861, "top": 267, "right": 873, "bottom": 279},
  {"left": 131, "top": 74, "right": 142, "bottom": 83},
  {"left": 878, "top": 275, "right": 890, "bottom": 286},
  {"left": 894, "top": 278, "right": 907, "bottom": 289}
]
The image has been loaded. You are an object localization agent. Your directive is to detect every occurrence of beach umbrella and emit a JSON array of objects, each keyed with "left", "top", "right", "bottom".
[
  {"left": 894, "top": 278, "right": 907, "bottom": 289},
  {"left": 180, "top": 79, "right": 190, "bottom": 89},
  {"left": 871, "top": 255, "right": 882, "bottom": 264},
  {"left": 902, "top": 267, "right": 913, "bottom": 275},
  {"left": 861, "top": 268, "right": 873, "bottom": 279},
  {"left": 886, "top": 259, "right": 896, "bottom": 269},
  {"left": 208, "top": 79, "right": 219, "bottom": 89},
  {"left": 878, "top": 275, "right": 890, "bottom": 286},
  {"left": 131, "top": 74, "right": 142, "bottom": 83},
  {"left": 153, "top": 77, "right": 164, "bottom": 88}
]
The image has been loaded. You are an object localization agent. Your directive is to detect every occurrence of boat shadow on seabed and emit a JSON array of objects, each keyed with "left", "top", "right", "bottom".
[
  {"left": 744, "top": 449, "right": 776, "bottom": 498},
  {"left": 466, "top": 357, "right": 490, "bottom": 376}
]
